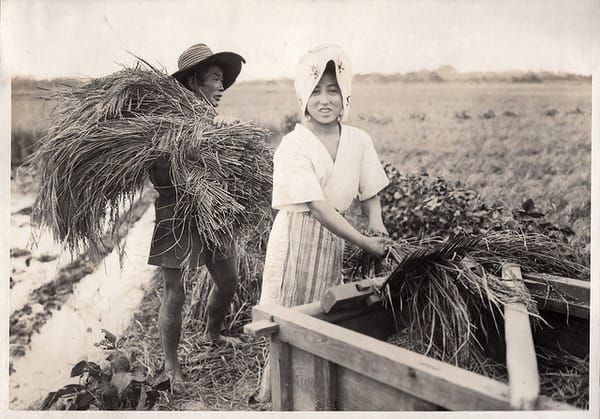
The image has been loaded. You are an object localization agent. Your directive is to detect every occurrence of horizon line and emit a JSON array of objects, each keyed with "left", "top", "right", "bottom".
[{"left": 10, "top": 66, "right": 593, "bottom": 84}]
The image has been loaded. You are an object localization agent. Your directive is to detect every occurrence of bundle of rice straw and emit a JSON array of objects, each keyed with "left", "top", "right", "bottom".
[
  {"left": 469, "top": 230, "right": 589, "bottom": 279},
  {"left": 349, "top": 230, "right": 589, "bottom": 372},
  {"left": 25, "top": 62, "right": 273, "bottom": 259}
]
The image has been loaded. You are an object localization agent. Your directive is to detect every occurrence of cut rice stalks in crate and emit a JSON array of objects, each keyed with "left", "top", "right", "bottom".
[{"left": 246, "top": 231, "right": 589, "bottom": 410}]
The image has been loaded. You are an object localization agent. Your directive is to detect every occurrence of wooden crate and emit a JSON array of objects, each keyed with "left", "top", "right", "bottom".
[{"left": 245, "top": 267, "right": 589, "bottom": 411}]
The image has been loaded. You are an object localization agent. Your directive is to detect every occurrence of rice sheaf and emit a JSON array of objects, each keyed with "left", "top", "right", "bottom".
[{"left": 26, "top": 63, "right": 274, "bottom": 262}]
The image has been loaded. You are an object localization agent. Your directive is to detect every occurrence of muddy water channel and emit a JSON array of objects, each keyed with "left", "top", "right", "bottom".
[{"left": 9, "top": 187, "right": 158, "bottom": 409}]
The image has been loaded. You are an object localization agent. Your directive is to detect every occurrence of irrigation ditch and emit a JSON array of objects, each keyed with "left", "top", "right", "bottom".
[{"left": 9, "top": 185, "right": 158, "bottom": 409}]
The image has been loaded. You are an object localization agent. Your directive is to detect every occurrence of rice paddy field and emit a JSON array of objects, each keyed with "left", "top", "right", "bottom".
[
  {"left": 13, "top": 78, "right": 592, "bottom": 246},
  {"left": 222, "top": 79, "right": 591, "bottom": 245},
  {"left": 9, "top": 76, "right": 592, "bottom": 410}
]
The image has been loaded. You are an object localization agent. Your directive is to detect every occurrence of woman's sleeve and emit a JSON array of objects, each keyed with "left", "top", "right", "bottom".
[
  {"left": 358, "top": 134, "right": 390, "bottom": 201},
  {"left": 272, "top": 145, "right": 325, "bottom": 210}
]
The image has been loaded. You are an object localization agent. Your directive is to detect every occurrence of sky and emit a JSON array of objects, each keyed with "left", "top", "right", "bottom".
[{"left": 1, "top": 0, "right": 599, "bottom": 81}]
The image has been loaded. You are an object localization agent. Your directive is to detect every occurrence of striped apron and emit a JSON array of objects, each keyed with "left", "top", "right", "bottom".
[
  {"left": 267, "top": 211, "right": 344, "bottom": 308},
  {"left": 255, "top": 210, "right": 344, "bottom": 402}
]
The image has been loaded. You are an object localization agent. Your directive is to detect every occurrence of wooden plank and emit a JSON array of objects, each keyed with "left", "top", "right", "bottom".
[
  {"left": 253, "top": 304, "right": 577, "bottom": 411},
  {"left": 534, "top": 298, "right": 589, "bottom": 319},
  {"left": 337, "top": 366, "right": 441, "bottom": 411},
  {"left": 271, "top": 339, "right": 293, "bottom": 411},
  {"left": 523, "top": 272, "right": 590, "bottom": 303},
  {"left": 243, "top": 319, "right": 279, "bottom": 337},
  {"left": 502, "top": 264, "right": 540, "bottom": 410},
  {"left": 537, "top": 395, "right": 584, "bottom": 410},
  {"left": 522, "top": 273, "right": 590, "bottom": 319},
  {"left": 251, "top": 305, "right": 275, "bottom": 322},
  {"left": 314, "top": 356, "right": 337, "bottom": 410},
  {"left": 288, "top": 346, "right": 316, "bottom": 410}
]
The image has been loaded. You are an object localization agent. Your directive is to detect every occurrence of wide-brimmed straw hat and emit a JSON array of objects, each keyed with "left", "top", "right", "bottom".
[{"left": 172, "top": 43, "right": 245, "bottom": 90}]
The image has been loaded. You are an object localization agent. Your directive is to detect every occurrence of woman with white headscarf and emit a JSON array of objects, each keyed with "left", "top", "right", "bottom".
[
  {"left": 259, "top": 44, "right": 390, "bottom": 309},
  {"left": 253, "top": 44, "right": 390, "bottom": 405}
]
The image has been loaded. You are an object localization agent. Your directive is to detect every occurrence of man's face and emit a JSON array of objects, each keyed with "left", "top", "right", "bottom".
[{"left": 192, "top": 65, "right": 224, "bottom": 107}]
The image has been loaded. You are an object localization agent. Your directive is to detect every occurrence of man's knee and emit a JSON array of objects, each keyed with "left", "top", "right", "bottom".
[
  {"left": 207, "top": 259, "right": 238, "bottom": 301},
  {"left": 161, "top": 267, "right": 185, "bottom": 304}
]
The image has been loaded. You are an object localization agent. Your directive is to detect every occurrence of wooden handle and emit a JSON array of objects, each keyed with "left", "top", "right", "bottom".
[
  {"left": 502, "top": 264, "right": 540, "bottom": 410},
  {"left": 320, "top": 277, "right": 386, "bottom": 314},
  {"left": 244, "top": 319, "right": 279, "bottom": 337}
]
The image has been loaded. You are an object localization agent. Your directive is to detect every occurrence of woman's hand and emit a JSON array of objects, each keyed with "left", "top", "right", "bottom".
[
  {"left": 367, "top": 219, "right": 389, "bottom": 237},
  {"left": 213, "top": 114, "right": 240, "bottom": 128},
  {"left": 361, "top": 235, "right": 387, "bottom": 257}
]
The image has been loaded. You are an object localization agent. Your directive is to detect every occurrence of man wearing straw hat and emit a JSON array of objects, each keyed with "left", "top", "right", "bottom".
[{"left": 148, "top": 43, "right": 245, "bottom": 383}]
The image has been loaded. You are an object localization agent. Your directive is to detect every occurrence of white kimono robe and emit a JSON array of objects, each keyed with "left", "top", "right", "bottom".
[{"left": 260, "top": 123, "right": 389, "bottom": 306}]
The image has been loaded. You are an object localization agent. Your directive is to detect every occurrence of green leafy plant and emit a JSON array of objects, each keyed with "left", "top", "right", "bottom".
[
  {"left": 41, "top": 329, "right": 169, "bottom": 410},
  {"left": 380, "top": 163, "right": 581, "bottom": 248}
]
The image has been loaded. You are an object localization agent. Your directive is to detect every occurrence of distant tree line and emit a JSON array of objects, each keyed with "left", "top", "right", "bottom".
[
  {"left": 353, "top": 66, "right": 591, "bottom": 83},
  {"left": 12, "top": 67, "right": 591, "bottom": 90}
]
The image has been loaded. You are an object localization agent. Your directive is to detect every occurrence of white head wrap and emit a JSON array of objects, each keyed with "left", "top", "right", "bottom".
[{"left": 294, "top": 44, "right": 353, "bottom": 122}]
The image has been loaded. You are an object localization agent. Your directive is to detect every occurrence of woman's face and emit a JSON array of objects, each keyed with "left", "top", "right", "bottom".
[{"left": 306, "top": 71, "right": 342, "bottom": 125}]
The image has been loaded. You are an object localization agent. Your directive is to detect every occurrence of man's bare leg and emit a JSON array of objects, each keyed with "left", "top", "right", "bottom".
[
  {"left": 205, "top": 257, "right": 241, "bottom": 345},
  {"left": 158, "top": 267, "right": 185, "bottom": 382}
]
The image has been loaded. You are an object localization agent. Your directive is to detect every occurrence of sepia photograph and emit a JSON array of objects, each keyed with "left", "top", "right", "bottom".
[{"left": 1, "top": 0, "right": 598, "bottom": 417}]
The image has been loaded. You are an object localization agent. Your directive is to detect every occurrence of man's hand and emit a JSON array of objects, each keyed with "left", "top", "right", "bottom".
[{"left": 213, "top": 114, "right": 240, "bottom": 128}]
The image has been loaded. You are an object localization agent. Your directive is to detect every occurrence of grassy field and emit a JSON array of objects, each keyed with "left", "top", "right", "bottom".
[
  {"left": 223, "top": 80, "right": 591, "bottom": 244},
  {"left": 12, "top": 78, "right": 591, "bottom": 244}
]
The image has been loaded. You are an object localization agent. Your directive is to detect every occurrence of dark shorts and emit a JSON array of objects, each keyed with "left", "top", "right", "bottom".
[
  {"left": 147, "top": 155, "right": 235, "bottom": 269},
  {"left": 147, "top": 201, "right": 235, "bottom": 269}
]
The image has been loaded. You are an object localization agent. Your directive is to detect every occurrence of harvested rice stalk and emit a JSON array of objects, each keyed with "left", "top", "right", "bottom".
[
  {"left": 386, "top": 327, "right": 507, "bottom": 378},
  {"left": 536, "top": 346, "right": 589, "bottom": 409},
  {"left": 350, "top": 231, "right": 588, "bottom": 398},
  {"left": 25, "top": 63, "right": 273, "bottom": 261},
  {"left": 349, "top": 234, "right": 542, "bottom": 369},
  {"left": 470, "top": 231, "right": 589, "bottom": 280},
  {"left": 381, "top": 235, "right": 482, "bottom": 289},
  {"left": 387, "top": 255, "right": 537, "bottom": 367}
]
